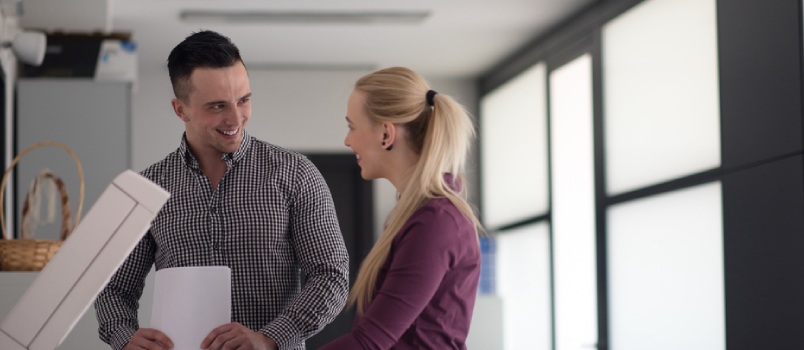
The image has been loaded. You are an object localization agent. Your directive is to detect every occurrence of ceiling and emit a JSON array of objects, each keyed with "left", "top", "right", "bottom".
[{"left": 107, "top": 0, "right": 596, "bottom": 80}]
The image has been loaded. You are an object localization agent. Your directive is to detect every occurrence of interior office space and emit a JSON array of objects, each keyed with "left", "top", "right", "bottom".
[{"left": 1, "top": 0, "right": 803, "bottom": 349}]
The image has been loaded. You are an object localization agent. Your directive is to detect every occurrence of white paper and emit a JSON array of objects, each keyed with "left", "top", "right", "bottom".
[{"left": 150, "top": 266, "right": 232, "bottom": 349}]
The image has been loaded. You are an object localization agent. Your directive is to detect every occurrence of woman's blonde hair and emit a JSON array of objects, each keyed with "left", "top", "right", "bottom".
[{"left": 348, "top": 67, "right": 482, "bottom": 314}]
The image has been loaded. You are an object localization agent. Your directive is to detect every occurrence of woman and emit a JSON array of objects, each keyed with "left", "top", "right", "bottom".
[{"left": 320, "top": 67, "right": 482, "bottom": 349}]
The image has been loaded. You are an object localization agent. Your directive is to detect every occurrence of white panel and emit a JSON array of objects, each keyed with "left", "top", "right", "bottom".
[
  {"left": 480, "top": 63, "right": 549, "bottom": 228},
  {"left": 0, "top": 170, "right": 169, "bottom": 349},
  {"left": 607, "top": 182, "right": 725, "bottom": 350},
  {"left": 466, "top": 296, "right": 504, "bottom": 349},
  {"left": 496, "top": 222, "right": 551, "bottom": 350},
  {"left": 602, "top": 0, "right": 720, "bottom": 195},
  {"left": 20, "top": 0, "right": 112, "bottom": 33},
  {"left": 549, "top": 54, "right": 598, "bottom": 350},
  {"left": 0, "top": 271, "right": 156, "bottom": 350},
  {"left": 1, "top": 188, "right": 135, "bottom": 345},
  {"left": 0, "top": 330, "right": 24, "bottom": 350},
  {"left": 31, "top": 206, "right": 162, "bottom": 350}
]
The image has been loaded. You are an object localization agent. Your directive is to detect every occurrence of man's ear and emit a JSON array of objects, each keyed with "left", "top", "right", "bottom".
[{"left": 171, "top": 98, "right": 189, "bottom": 122}]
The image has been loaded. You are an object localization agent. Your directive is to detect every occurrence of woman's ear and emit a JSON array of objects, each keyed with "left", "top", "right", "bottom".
[
  {"left": 383, "top": 122, "right": 397, "bottom": 151},
  {"left": 171, "top": 98, "right": 189, "bottom": 122}
]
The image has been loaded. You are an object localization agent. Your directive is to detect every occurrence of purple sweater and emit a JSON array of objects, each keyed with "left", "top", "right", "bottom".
[{"left": 319, "top": 197, "right": 481, "bottom": 349}]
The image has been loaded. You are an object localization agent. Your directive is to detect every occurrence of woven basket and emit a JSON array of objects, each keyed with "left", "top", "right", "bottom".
[{"left": 0, "top": 141, "right": 84, "bottom": 271}]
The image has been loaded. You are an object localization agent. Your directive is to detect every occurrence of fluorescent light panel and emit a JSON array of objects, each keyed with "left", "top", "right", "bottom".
[
  {"left": 247, "top": 62, "right": 377, "bottom": 72},
  {"left": 180, "top": 10, "right": 430, "bottom": 24}
]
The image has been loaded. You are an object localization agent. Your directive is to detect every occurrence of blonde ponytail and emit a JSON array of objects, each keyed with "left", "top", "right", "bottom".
[{"left": 347, "top": 67, "right": 482, "bottom": 314}]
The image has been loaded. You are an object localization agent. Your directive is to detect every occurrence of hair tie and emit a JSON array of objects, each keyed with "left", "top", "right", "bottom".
[{"left": 426, "top": 90, "right": 437, "bottom": 106}]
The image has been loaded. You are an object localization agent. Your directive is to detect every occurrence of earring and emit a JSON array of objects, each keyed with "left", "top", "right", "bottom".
[{"left": 383, "top": 133, "right": 392, "bottom": 150}]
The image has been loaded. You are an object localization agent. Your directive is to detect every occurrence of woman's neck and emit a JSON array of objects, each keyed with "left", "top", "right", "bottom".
[{"left": 387, "top": 153, "right": 418, "bottom": 195}]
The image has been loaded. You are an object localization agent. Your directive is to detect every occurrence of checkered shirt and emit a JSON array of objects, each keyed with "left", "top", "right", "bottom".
[{"left": 94, "top": 131, "right": 349, "bottom": 350}]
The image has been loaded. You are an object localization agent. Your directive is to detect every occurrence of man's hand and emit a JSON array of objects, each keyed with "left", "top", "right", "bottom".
[
  {"left": 201, "top": 322, "right": 278, "bottom": 350},
  {"left": 123, "top": 328, "right": 173, "bottom": 350}
]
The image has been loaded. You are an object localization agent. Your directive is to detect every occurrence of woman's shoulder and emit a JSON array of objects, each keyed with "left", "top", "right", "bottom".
[
  {"left": 400, "top": 198, "right": 475, "bottom": 241},
  {"left": 413, "top": 197, "right": 466, "bottom": 222},
  {"left": 393, "top": 198, "right": 479, "bottom": 265}
]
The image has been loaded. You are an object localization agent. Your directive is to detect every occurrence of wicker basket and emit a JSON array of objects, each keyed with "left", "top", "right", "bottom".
[{"left": 0, "top": 141, "right": 84, "bottom": 271}]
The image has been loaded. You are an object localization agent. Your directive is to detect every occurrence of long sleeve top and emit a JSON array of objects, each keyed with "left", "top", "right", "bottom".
[
  {"left": 321, "top": 196, "right": 481, "bottom": 349},
  {"left": 94, "top": 132, "right": 349, "bottom": 350}
]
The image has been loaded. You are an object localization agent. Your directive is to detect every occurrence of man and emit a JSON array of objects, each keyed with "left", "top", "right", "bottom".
[{"left": 95, "top": 30, "right": 349, "bottom": 350}]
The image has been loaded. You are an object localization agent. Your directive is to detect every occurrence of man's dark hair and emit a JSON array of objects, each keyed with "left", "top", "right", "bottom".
[{"left": 167, "top": 30, "right": 243, "bottom": 101}]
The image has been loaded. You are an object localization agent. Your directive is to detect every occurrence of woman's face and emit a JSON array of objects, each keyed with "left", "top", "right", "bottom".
[{"left": 344, "top": 89, "right": 386, "bottom": 180}]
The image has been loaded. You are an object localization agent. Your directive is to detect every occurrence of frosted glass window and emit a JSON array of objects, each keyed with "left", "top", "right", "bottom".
[
  {"left": 549, "top": 54, "right": 598, "bottom": 350},
  {"left": 496, "top": 222, "right": 551, "bottom": 350},
  {"left": 602, "top": 0, "right": 721, "bottom": 195},
  {"left": 480, "top": 63, "right": 548, "bottom": 229},
  {"left": 608, "top": 182, "right": 725, "bottom": 350}
]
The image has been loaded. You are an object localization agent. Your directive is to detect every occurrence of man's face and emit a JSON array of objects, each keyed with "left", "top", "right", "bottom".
[{"left": 172, "top": 62, "right": 252, "bottom": 159}]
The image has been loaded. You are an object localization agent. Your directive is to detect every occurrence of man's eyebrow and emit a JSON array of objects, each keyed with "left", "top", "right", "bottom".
[
  {"left": 203, "top": 93, "right": 253, "bottom": 107},
  {"left": 204, "top": 100, "right": 227, "bottom": 107}
]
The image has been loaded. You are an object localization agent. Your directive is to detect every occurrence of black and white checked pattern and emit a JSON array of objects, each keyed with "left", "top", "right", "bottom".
[{"left": 95, "top": 132, "right": 349, "bottom": 350}]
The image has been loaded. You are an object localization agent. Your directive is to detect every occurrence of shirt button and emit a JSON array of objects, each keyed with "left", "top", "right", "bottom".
[{"left": 212, "top": 242, "right": 220, "bottom": 251}]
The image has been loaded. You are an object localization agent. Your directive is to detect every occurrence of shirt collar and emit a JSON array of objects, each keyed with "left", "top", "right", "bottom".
[
  {"left": 179, "top": 130, "right": 253, "bottom": 169},
  {"left": 444, "top": 173, "right": 462, "bottom": 192}
]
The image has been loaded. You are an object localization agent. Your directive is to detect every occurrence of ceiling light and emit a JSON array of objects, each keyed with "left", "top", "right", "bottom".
[
  {"left": 247, "top": 62, "right": 377, "bottom": 72},
  {"left": 179, "top": 10, "right": 430, "bottom": 25}
]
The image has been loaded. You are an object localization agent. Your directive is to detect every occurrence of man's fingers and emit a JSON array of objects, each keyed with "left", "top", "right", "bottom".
[
  {"left": 208, "top": 334, "right": 242, "bottom": 350},
  {"left": 202, "top": 323, "right": 236, "bottom": 348},
  {"left": 146, "top": 329, "right": 173, "bottom": 345},
  {"left": 126, "top": 328, "right": 173, "bottom": 350}
]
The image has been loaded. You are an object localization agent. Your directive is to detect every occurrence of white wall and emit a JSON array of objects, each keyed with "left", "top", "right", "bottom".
[{"left": 18, "top": 0, "right": 111, "bottom": 33}]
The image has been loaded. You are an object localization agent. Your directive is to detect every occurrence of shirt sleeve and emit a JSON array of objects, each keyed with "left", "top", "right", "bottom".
[
  {"left": 259, "top": 158, "right": 350, "bottom": 349},
  {"left": 94, "top": 233, "right": 156, "bottom": 350},
  {"left": 320, "top": 204, "right": 458, "bottom": 350}
]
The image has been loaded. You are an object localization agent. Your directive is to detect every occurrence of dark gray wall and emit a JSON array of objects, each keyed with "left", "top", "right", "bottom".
[{"left": 717, "top": 1, "right": 804, "bottom": 348}]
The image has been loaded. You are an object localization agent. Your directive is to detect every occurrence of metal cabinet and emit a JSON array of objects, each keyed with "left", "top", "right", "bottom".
[{"left": 14, "top": 79, "right": 130, "bottom": 240}]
